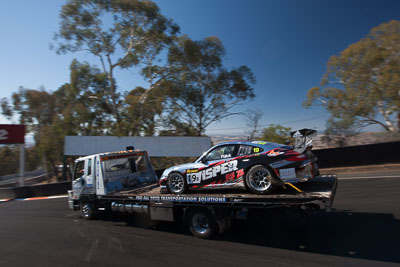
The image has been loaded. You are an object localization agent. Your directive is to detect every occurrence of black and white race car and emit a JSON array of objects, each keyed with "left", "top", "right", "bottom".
[{"left": 159, "top": 129, "right": 320, "bottom": 194}]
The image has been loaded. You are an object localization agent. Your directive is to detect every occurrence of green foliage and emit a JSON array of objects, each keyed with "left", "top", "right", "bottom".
[
  {"left": 1, "top": 60, "right": 117, "bottom": 172},
  {"left": 158, "top": 118, "right": 198, "bottom": 136},
  {"left": 260, "top": 124, "right": 293, "bottom": 144},
  {"left": 164, "top": 35, "right": 256, "bottom": 136},
  {"left": 0, "top": 146, "right": 41, "bottom": 176},
  {"left": 122, "top": 85, "right": 166, "bottom": 136},
  {"left": 54, "top": 0, "right": 179, "bottom": 130},
  {"left": 1, "top": 87, "right": 57, "bottom": 143},
  {"left": 304, "top": 20, "right": 400, "bottom": 132}
]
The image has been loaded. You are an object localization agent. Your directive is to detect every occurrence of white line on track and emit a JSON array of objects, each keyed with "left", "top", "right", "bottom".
[{"left": 338, "top": 175, "right": 400, "bottom": 180}]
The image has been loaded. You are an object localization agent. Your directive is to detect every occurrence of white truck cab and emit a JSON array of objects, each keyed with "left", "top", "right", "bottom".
[{"left": 68, "top": 148, "right": 157, "bottom": 211}]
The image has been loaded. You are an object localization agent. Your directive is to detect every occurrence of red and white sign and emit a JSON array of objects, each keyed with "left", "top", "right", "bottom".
[{"left": 0, "top": 124, "right": 25, "bottom": 144}]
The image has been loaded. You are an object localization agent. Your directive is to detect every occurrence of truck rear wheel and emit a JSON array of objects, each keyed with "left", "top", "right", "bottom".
[
  {"left": 187, "top": 208, "right": 218, "bottom": 239},
  {"left": 80, "top": 201, "right": 97, "bottom": 220}
]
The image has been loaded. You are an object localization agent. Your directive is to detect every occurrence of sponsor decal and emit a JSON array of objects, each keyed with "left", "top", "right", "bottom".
[
  {"left": 187, "top": 160, "right": 238, "bottom": 184},
  {"left": 252, "top": 141, "right": 267, "bottom": 145},
  {"left": 96, "top": 159, "right": 100, "bottom": 191},
  {"left": 225, "top": 172, "right": 235, "bottom": 181},
  {"left": 267, "top": 148, "right": 284, "bottom": 157},
  {"left": 186, "top": 169, "right": 198, "bottom": 174},
  {"left": 236, "top": 169, "right": 245, "bottom": 178},
  {"left": 135, "top": 195, "right": 227, "bottom": 203}
]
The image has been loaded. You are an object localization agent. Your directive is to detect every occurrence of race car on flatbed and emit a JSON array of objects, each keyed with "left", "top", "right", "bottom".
[
  {"left": 159, "top": 129, "right": 319, "bottom": 194},
  {"left": 68, "top": 130, "right": 337, "bottom": 239}
]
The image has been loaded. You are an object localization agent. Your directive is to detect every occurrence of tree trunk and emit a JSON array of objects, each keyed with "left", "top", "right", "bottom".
[{"left": 397, "top": 112, "right": 400, "bottom": 133}]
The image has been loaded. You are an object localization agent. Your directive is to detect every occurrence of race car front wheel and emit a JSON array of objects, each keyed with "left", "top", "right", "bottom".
[
  {"left": 245, "top": 165, "right": 275, "bottom": 194},
  {"left": 166, "top": 172, "right": 187, "bottom": 194}
]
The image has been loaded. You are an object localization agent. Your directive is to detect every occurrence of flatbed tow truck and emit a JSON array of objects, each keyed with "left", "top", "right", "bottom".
[{"left": 68, "top": 148, "right": 337, "bottom": 239}]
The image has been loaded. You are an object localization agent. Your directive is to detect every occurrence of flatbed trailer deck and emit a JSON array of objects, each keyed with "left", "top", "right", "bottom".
[
  {"left": 103, "top": 175, "right": 337, "bottom": 209},
  {"left": 83, "top": 175, "right": 338, "bottom": 238}
]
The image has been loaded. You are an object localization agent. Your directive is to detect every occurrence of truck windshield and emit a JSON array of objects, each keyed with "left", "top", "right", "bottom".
[{"left": 104, "top": 156, "right": 147, "bottom": 174}]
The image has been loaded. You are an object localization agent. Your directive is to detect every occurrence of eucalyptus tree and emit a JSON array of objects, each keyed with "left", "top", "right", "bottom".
[
  {"left": 304, "top": 20, "right": 400, "bottom": 132},
  {"left": 245, "top": 108, "right": 263, "bottom": 140},
  {"left": 54, "top": 0, "right": 179, "bottom": 134},
  {"left": 164, "top": 36, "right": 256, "bottom": 136},
  {"left": 0, "top": 60, "right": 113, "bottom": 172}
]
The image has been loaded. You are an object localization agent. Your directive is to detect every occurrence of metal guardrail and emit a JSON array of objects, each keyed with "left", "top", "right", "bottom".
[
  {"left": 0, "top": 174, "right": 49, "bottom": 188},
  {"left": 0, "top": 169, "right": 46, "bottom": 181},
  {"left": 0, "top": 181, "right": 71, "bottom": 199}
]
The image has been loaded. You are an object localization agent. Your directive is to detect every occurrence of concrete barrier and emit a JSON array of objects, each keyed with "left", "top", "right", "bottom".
[
  {"left": 314, "top": 141, "right": 400, "bottom": 168},
  {"left": 0, "top": 182, "right": 71, "bottom": 199}
]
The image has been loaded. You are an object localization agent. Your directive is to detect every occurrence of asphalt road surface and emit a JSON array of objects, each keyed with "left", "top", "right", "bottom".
[{"left": 1, "top": 170, "right": 399, "bottom": 267}]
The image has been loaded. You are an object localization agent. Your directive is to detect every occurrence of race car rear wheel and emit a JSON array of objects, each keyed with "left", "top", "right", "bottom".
[
  {"left": 187, "top": 208, "right": 218, "bottom": 239},
  {"left": 245, "top": 165, "right": 275, "bottom": 194},
  {"left": 166, "top": 172, "right": 187, "bottom": 194}
]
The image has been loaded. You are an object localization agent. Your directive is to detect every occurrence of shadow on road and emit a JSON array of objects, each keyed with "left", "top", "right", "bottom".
[
  {"left": 151, "top": 209, "right": 400, "bottom": 264},
  {"left": 228, "top": 210, "right": 400, "bottom": 263}
]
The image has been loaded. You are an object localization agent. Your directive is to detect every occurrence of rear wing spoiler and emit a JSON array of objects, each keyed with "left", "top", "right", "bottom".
[{"left": 290, "top": 128, "right": 317, "bottom": 153}]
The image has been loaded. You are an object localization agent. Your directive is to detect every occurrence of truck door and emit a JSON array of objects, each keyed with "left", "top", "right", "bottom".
[
  {"left": 72, "top": 160, "right": 85, "bottom": 199},
  {"left": 72, "top": 157, "right": 95, "bottom": 199}
]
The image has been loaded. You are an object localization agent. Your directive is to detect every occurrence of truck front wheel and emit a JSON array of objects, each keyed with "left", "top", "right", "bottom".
[
  {"left": 80, "top": 201, "right": 97, "bottom": 220},
  {"left": 187, "top": 208, "right": 218, "bottom": 239}
]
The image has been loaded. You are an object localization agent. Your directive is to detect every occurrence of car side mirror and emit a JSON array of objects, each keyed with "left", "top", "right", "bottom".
[{"left": 201, "top": 157, "right": 208, "bottom": 163}]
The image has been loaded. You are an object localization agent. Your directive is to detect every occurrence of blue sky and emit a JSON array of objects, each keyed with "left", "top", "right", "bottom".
[{"left": 0, "top": 0, "right": 399, "bottom": 135}]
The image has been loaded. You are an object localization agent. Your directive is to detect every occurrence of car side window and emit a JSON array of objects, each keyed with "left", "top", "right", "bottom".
[
  {"left": 206, "top": 145, "right": 236, "bottom": 161},
  {"left": 238, "top": 145, "right": 264, "bottom": 155}
]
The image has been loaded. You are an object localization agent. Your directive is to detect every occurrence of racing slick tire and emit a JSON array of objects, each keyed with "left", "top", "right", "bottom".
[
  {"left": 166, "top": 172, "right": 187, "bottom": 194},
  {"left": 187, "top": 208, "right": 218, "bottom": 239},
  {"left": 80, "top": 200, "right": 97, "bottom": 220},
  {"left": 245, "top": 165, "right": 276, "bottom": 194}
]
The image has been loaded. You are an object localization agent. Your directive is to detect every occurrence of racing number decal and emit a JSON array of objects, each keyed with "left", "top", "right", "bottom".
[
  {"left": 253, "top": 147, "right": 260, "bottom": 153},
  {"left": 188, "top": 173, "right": 201, "bottom": 184}
]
